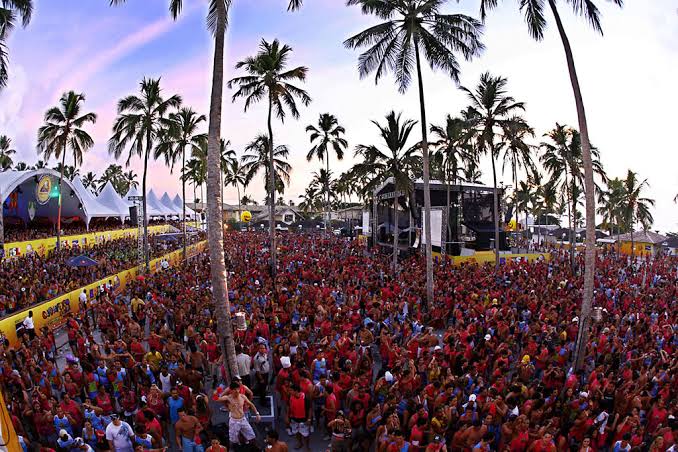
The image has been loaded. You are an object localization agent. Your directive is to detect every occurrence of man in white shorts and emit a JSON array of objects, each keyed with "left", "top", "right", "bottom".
[{"left": 217, "top": 381, "right": 261, "bottom": 446}]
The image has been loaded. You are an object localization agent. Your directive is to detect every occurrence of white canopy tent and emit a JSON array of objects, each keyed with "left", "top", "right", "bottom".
[
  {"left": 124, "top": 186, "right": 164, "bottom": 218},
  {"left": 160, "top": 192, "right": 183, "bottom": 217},
  {"left": 148, "top": 190, "right": 172, "bottom": 218},
  {"left": 96, "top": 181, "right": 131, "bottom": 222},
  {"left": 71, "top": 176, "right": 124, "bottom": 224},
  {"left": 173, "top": 194, "right": 196, "bottom": 220}
]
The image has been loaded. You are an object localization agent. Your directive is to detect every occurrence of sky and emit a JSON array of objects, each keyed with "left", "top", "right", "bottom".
[{"left": 1, "top": 0, "right": 677, "bottom": 232}]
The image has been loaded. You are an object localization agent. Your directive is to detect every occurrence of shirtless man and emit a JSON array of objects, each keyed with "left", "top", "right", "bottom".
[{"left": 217, "top": 381, "right": 261, "bottom": 446}]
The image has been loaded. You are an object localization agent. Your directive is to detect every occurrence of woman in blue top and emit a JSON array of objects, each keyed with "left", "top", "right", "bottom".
[{"left": 82, "top": 420, "right": 99, "bottom": 449}]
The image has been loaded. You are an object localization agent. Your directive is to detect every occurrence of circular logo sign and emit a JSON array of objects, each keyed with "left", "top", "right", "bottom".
[
  {"left": 36, "top": 175, "right": 52, "bottom": 205},
  {"left": 241, "top": 210, "right": 252, "bottom": 222}
]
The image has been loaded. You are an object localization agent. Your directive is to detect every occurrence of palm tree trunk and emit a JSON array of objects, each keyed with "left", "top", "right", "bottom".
[
  {"left": 56, "top": 144, "right": 67, "bottom": 251},
  {"left": 206, "top": 0, "right": 237, "bottom": 380},
  {"left": 182, "top": 144, "right": 187, "bottom": 262},
  {"left": 549, "top": 0, "right": 596, "bottom": 371},
  {"left": 392, "top": 195, "right": 399, "bottom": 273},
  {"left": 0, "top": 199, "right": 4, "bottom": 261},
  {"left": 237, "top": 184, "right": 241, "bottom": 228},
  {"left": 143, "top": 133, "right": 151, "bottom": 272},
  {"left": 570, "top": 178, "right": 576, "bottom": 273},
  {"left": 630, "top": 214, "right": 635, "bottom": 258},
  {"left": 414, "top": 42, "right": 434, "bottom": 307},
  {"left": 490, "top": 149, "right": 500, "bottom": 271},
  {"left": 326, "top": 154, "right": 330, "bottom": 235},
  {"left": 565, "top": 171, "right": 574, "bottom": 274},
  {"left": 444, "top": 160, "right": 451, "bottom": 257},
  {"left": 267, "top": 95, "right": 277, "bottom": 286}
]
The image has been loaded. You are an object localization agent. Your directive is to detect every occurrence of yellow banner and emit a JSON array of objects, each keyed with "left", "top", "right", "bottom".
[
  {"left": 0, "top": 241, "right": 206, "bottom": 346},
  {"left": 2, "top": 224, "right": 173, "bottom": 258},
  {"left": 436, "top": 252, "right": 551, "bottom": 265}
]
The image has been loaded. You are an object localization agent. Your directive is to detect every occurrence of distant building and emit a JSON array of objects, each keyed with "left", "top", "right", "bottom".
[
  {"left": 616, "top": 230, "right": 667, "bottom": 256},
  {"left": 187, "top": 203, "right": 303, "bottom": 226}
]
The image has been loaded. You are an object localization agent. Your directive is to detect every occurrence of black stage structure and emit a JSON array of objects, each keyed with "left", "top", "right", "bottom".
[{"left": 370, "top": 178, "right": 507, "bottom": 256}]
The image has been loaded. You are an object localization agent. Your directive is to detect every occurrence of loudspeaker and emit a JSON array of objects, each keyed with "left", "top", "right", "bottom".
[{"left": 129, "top": 206, "right": 138, "bottom": 224}]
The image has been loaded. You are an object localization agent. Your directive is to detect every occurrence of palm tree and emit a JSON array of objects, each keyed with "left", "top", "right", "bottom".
[
  {"left": 620, "top": 170, "right": 655, "bottom": 257},
  {"left": 345, "top": 0, "right": 484, "bottom": 305},
  {"left": 0, "top": 0, "right": 32, "bottom": 90},
  {"left": 242, "top": 134, "right": 292, "bottom": 203},
  {"left": 305, "top": 113, "right": 347, "bottom": 233},
  {"left": 541, "top": 124, "right": 606, "bottom": 271},
  {"left": 109, "top": 0, "right": 305, "bottom": 382},
  {"left": 430, "top": 115, "right": 472, "bottom": 255},
  {"left": 479, "top": 0, "right": 623, "bottom": 372},
  {"left": 462, "top": 160, "right": 483, "bottom": 184},
  {"left": 500, "top": 118, "right": 536, "bottom": 234},
  {"left": 241, "top": 194, "right": 256, "bottom": 206},
  {"left": 13, "top": 161, "right": 27, "bottom": 171},
  {"left": 461, "top": 73, "right": 525, "bottom": 269},
  {"left": 52, "top": 164, "right": 79, "bottom": 180},
  {"left": 298, "top": 185, "right": 322, "bottom": 214},
  {"left": 123, "top": 170, "right": 139, "bottom": 193},
  {"left": 229, "top": 38, "right": 310, "bottom": 282},
  {"left": 109, "top": 78, "right": 181, "bottom": 271},
  {"left": 32, "top": 160, "right": 48, "bottom": 170},
  {"left": 155, "top": 107, "right": 207, "bottom": 261},
  {"left": 37, "top": 91, "right": 97, "bottom": 251},
  {"left": 99, "top": 164, "right": 125, "bottom": 193},
  {"left": 223, "top": 158, "right": 248, "bottom": 223},
  {"left": 220, "top": 138, "right": 236, "bottom": 214},
  {"left": 353, "top": 111, "right": 419, "bottom": 272},
  {"left": 597, "top": 177, "right": 625, "bottom": 254},
  {"left": 83, "top": 171, "right": 98, "bottom": 193},
  {"left": 0, "top": 135, "right": 16, "bottom": 170}
]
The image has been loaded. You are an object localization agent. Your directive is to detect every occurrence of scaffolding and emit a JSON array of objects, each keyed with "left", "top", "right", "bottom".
[{"left": 128, "top": 196, "right": 145, "bottom": 271}]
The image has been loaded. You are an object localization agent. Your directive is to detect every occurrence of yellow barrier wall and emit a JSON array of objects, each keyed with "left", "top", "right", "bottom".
[
  {"left": 0, "top": 241, "right": 206, "bottom": 346},
  {"left": 2, "top": 224, "right": 173, "bottom": 258},
  {"left": 619, "top": 241, "right": 656, "bottom": 257},
  {"left": 433, "top": 251, "right": 551, "bottom": 265}
]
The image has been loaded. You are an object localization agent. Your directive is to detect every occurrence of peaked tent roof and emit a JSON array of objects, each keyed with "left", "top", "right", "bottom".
[
  {"left": 147, "top": 189, "right": 172, "bottom": 217},
  {"left": 160, "top": 192, "right": 183, "bottom": 216},
  {"left": 173, "top": 194, "right": 196, "bottom": 219},
  {"left": 71, "top": 176, "right": 120, "bottom": 221},
  {"left": 123, "top": 186, "right": 141, "bottom": 205},
  {"left": 96, "top": 181, "right": 131, "bottom": 220}
]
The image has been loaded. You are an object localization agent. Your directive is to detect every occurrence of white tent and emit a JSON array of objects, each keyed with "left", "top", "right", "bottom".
[
  {"left": 147, "top": 190, "right": 172, "bottom": 218},
  {"left": 96, "top": 181, "right": 131, "bottom": 221},
  {"left": 160, "top": 192, "right": 183, "bottom": 217},
  {"left": 173, "top": 194, "right": 196, "bottom": 220},
  {"left": 71, "top": 176, "right": 123, "bottom": 224},
  {"left": 124, "top": 186, "right": 164, "bottom": 218}
]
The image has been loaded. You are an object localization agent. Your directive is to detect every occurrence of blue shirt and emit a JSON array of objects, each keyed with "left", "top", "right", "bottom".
[{"left": 168, "top": 396, "right": 184, "bottom": 424}]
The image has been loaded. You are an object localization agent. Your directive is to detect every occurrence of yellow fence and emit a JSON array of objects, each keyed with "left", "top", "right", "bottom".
[
  {"left": 2, "top": 224, "right": 174, "bottom": 258},
  {"left": 443, "top": 252, "right": 551, "bottom": 266},
  {"left": 0, "top": 241, "right": 206, "bottom": 346}
]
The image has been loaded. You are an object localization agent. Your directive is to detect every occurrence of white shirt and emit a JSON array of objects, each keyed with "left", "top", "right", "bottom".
[
  {"left": 79, "top": 291, "right": 87, "bottom": 303},
  {"left": 235, "top": 353, "right": 251, "bottom": 378},
  {"left": 105, "top": 421, "right": 133, "bottom": 451},
  {"left": 22, "top": 316, "right": 34, "bottom": 330}
]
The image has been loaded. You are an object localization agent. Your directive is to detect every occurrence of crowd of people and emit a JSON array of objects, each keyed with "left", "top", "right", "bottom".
[
  {"left": 0, "top": 235, "right": 187, "bottom": 316},
  {"left": 2, "top": 219, "right": 177, "bottom": 244},
  {"left": 0, "top": 232, "right": 675, "bottom": 452}
]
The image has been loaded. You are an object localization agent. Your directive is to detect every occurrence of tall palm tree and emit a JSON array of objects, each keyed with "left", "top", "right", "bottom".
[
  {"left": 155, "top": 107, "right": 207, "bottom": 261},
  {"left": 37, "top": 91, "right": 96, "bottom": 250},
  {"left": 99, "top": 164, "right": 125, "bottom": 193},
  {"left": 223, "top": 157, "right": 248, "bottom": 224},
  {"left": 219, "top": 138, "right": 236, "bottom": 215},
  {"left": 110, "top": 0, "right": 304, "bottom": 382},
  {"left": 0, "top": 135, "right": 16, "bottom": 170},
  {"left": 461, "top": 73, "right": 525, "bottom": 269},
  {"left": 430, "top": 115, "right": 472, "bottom": 255},
  {"left": 0, "top": 0, "right": 32, "bottom": 90},
  {"left": 229, "top": 38, "right": 310, "bottom": 283},
  {"left": 305, "top": 113, "right": 347, "bottom": 233},
  {"left": 83, "top": 171, "right": 98, "bottom": 193},
  {"left": 345, "top": 0, "right": 484, "bottom": 305},
  {"left": 479, "top": 0, "right": 623, "bottom": 372},
  {"left": 184, "top": 157, "right": 206, "bottom": 205},
  {"left": 541, "top": 124, "right": 606, "bottom": 270},
  {"left": 353, "top": 111, "right": 419, "bottom": 272},
  {"left": 242, "top": 134, "right": 292, "bottom": 202},
  {"left": 621, "top": 170, "right": 654, "bottom": 257},
  {"left": 500, "top": 117, "right": 536, "bottom": 232},
  {"left": 597, "top": 177, "right": 625, "bottom": 254},
  {"left": 108, "top": 78, "right": 181, "bottom": 271}
]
